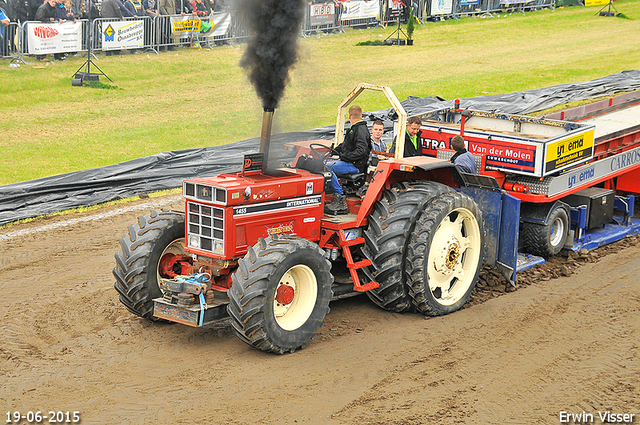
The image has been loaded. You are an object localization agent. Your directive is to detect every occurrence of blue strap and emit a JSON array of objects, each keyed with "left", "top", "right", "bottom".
[{"left": 198, "top": 292, "right": 207, "bottom": 327}]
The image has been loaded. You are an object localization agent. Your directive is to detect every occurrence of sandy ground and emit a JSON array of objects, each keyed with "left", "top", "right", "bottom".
[{"left": 0, "top": 194, "right": 638, "bottom": 425}]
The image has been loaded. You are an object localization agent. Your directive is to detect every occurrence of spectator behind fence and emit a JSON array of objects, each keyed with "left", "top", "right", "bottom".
[
  {"left": 57, "top": 0, "right": 76, "bottom": 21},
  {"left": 0, "top": 3, "right": 10, "bottom": 56},
  {"left": 191, "top": 0, "right": 207, "bottom": 16},
  {"left": 175, "top": 0, "right": 191, "bottom": 14},
  {"left": 450, "top": 135, "right": 476, "bottom": 174},
  {"left": 82, "top": 0, "right": 100, "bottom": 19},
  {"left": 35, "top": 0, "right": 65, "bottom": 60},
  {"left": 142, "top": 0, "right": 157, "bottom": 16},
  {"left": 159, "top": 0, "right": 175, "bottom": 50},
  {"left": 101, "top": 0, "right": 133, "bottom": 55},
  {"left": 29, "top": 0, "right": 40, "bottom": 22},
  {"left": 124, "top": 0, "right": 142, "bottom": 16},
  {"left": 15, "top": 0, "right": 33, "bottom": 21}
]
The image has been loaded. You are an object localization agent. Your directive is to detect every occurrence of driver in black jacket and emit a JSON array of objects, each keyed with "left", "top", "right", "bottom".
[{"left": 325, "top": 104, "right": 371, "bottom": 215}]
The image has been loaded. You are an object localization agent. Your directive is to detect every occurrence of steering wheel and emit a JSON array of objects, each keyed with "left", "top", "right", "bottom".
[{"left": 309, "top": 143, "right": 340, "bottom": 164}]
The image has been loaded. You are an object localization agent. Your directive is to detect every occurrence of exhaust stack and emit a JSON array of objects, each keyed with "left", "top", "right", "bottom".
[{"left": 259, "top": 108, "right": 275, "bottom": 170}]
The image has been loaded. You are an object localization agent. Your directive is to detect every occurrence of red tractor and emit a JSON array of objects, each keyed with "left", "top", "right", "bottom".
[{"left": 113, "top": 83, "right": 506, "bottom": 354}]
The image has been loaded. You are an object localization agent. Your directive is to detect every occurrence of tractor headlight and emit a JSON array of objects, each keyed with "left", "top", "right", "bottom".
[{"left": 189, "top": 235, "right": 200, "bottom": 249}]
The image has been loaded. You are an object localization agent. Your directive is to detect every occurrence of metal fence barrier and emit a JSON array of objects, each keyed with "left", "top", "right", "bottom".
[
  {"left": 7, "top": 0, "right": 554, "bottom": 60},
  {"left": 1, "top": 22, "right": 20, "bottom": 60}
]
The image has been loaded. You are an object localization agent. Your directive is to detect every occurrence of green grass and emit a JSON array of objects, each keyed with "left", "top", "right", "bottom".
[{"left": 2, "top": 1, "right": 640, "bottom": 185}]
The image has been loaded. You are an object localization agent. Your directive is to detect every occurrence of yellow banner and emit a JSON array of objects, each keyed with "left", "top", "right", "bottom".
[
  {"left": 172, "top": 19, "right": 202, "bottom": 33},
  {"left": 545, "top": 129, "right": 595, "bottom": 173},
  {"left": 585, "top": 0, "right": 609, "bottom": 6}
]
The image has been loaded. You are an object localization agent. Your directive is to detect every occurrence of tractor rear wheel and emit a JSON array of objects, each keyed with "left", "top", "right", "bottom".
[
  {"left": 113, "top": 210, "right": 186, "bottom": 320},
  {"left": 227, "top": 234, "right": 333, "bottom": 354},
  {"left": 362, "top": 181, "right": 455, "bottom": 312},
  {"left": 406, "top": 192, "right": 484, "bottom": 316},
  {"left": 521, "top": 205, "right": 569, "bottom": 257}
]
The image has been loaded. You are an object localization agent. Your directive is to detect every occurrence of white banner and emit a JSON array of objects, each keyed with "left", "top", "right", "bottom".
[
  {"left": 102, "top": 20, "right": 145, "bottom": 50},
  {"left": 340, "top": 0, "right": 379, "bottom": 21},
  {"left": 210, "top": 13, "right": 231, "bottom": 36},
  {"left": 26, "top": 21, "right": 82, "bottom": 54},
  {"left": 430, "top": 0, "right": 453, "bottom": 15},
  {"left": 170, "top": 13, "right": 231, "bottom": 38},
  {"left": 310, "top": 3, "right": 335, "bottom": 26}
]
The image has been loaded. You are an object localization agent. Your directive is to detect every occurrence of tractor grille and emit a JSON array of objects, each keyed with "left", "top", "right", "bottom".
[
  {"left": 187, "top": 202, "right": 225, "bottom": 254},
  {"left": 184, "top": 182, "right": 227, "bottom": 205}
]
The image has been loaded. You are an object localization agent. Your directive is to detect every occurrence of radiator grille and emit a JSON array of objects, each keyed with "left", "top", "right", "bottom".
[{"left": 187, "top": 202, "right": 225, "bottom": 254}]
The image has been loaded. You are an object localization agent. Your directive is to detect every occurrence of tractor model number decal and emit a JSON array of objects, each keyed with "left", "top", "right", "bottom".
[{"left": 233, "top": 195, "right": 322, "bottom": 216}]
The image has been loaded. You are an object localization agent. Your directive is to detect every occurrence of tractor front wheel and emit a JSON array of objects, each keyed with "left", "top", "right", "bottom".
[
  {"left": 113, "top": 210, "right": 186, "bottom": 320},
  {"left": 227, "top": 234, "right": 333, "bottom": 354}
]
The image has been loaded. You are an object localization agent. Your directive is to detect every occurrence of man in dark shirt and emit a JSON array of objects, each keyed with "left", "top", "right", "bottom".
[
  {"left": 450, "top": 135, "right": 477, "bottom": 174},
  {"left": 391, "top": 116, "right": 422, "bottom": 157},
  {"left": 325, "top": 104, "right": 371, "bottom": 215}
]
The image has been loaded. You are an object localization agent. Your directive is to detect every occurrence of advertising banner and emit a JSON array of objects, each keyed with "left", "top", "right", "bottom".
[
  {"left": 584, "top": 0, "right": 609, "bottom": 5},
  {"left": 26, "top": 21, "right": 82, "bottom": 54},
  {"left": 340, "top": 0, "right": 380, "bottom": 21},
  {"left": 309, "top": 3, "right": 336, "bottom": 26},
  {"left": 102, "top": 20, "right": 144, "bottom": 50},
  {"left": 544, "top": 129, "right": 595, "bottom": 174},
  {"left": 170, "top": 13, "right": 231, "bottom": 37},
  {"left": 468, "top": 138, "right": 539, "bottom": 174},
  {"left": 430, "top": 0, "right": 453, "bottom": 15},
  {"left": 459, "top": 0, "right": 479, "bottom": 5}
]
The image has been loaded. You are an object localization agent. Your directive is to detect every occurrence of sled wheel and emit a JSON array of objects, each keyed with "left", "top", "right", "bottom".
[
  {"left": 407, "top": 191, "right": 484, "bottom": 316},
  {"left": 227, "top": 234, "right": 333, "bottom": 354},
  {"left": 113, "top": 210, "right": 186, "bottom": 320},
  {"left": 521, "top": 205, "right": 569, "bottom": 257},
  {"left": 362, "top": 181, "right": 455, "bottom": 312}
]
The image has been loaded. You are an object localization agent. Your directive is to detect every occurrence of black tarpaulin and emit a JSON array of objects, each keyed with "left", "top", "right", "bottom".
[{"left": 2, "top": 70, "right": 639, "bottom": 226}]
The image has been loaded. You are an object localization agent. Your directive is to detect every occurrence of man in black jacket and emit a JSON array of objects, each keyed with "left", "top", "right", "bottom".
[
  {"left": 325, "top": 104, "right": 371, "bottom": 215},
  {"left": 391, "top": 116, "right": 422, "bottom": 157}
]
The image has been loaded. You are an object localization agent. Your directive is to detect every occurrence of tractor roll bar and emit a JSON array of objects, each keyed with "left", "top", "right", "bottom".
[{"left": 334, "top": 83, "right": 408, "bottom": 159}]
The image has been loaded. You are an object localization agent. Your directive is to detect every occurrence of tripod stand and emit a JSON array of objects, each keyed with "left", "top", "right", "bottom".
[
  {"left": 385, "top": 2, "right": 407, "bottom": 45},
  {"left": 72, "top": 6, "right": 111, "bottom": 86},
  {"left": 597, "top": 0, "right": 618, "bottom": 17}
]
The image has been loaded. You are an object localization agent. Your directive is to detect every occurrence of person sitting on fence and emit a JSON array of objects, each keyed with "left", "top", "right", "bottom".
[{"left": 450, "top": 135, "right": 476, "bottom": 174}]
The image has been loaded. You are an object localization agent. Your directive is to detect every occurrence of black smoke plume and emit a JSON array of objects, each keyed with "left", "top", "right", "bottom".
[{"left": 240, "top": 0, "right": 305, "bottom": 110}]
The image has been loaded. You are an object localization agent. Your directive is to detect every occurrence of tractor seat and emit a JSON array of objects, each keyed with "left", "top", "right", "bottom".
[{"left": 336, "top": 173, "right": 365, "bottom": 182}]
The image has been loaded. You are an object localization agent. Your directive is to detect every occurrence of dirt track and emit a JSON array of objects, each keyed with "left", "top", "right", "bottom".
[{"left": 1, "top": 195, "right": 638, "bottom": 425}]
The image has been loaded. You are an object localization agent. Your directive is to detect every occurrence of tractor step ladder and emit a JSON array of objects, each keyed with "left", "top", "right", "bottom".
[{"left": 337, "top": 230, "right": 379, "bottom": 292}]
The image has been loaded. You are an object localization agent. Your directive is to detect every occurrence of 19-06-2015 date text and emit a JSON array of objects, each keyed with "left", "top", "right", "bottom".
[{"left": 6, "top": 411, "right": 80, "bottom": 424}]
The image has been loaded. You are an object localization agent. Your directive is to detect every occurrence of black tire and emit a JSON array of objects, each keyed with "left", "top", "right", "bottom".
[
  {"left": 521, "top": 206, "right": 569, "bottom": 257},
  {"left": 361, "top": 181, "right": 455, "bottom": 312},
  {"left": 406, "top": 191, "right": 484, "bottom": 316},
  {"left": 227, "top": 234, "right": 333, "bottom": 354},
  {"left": 113, "top": 209, "right": 185, "bottom": 320}
]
